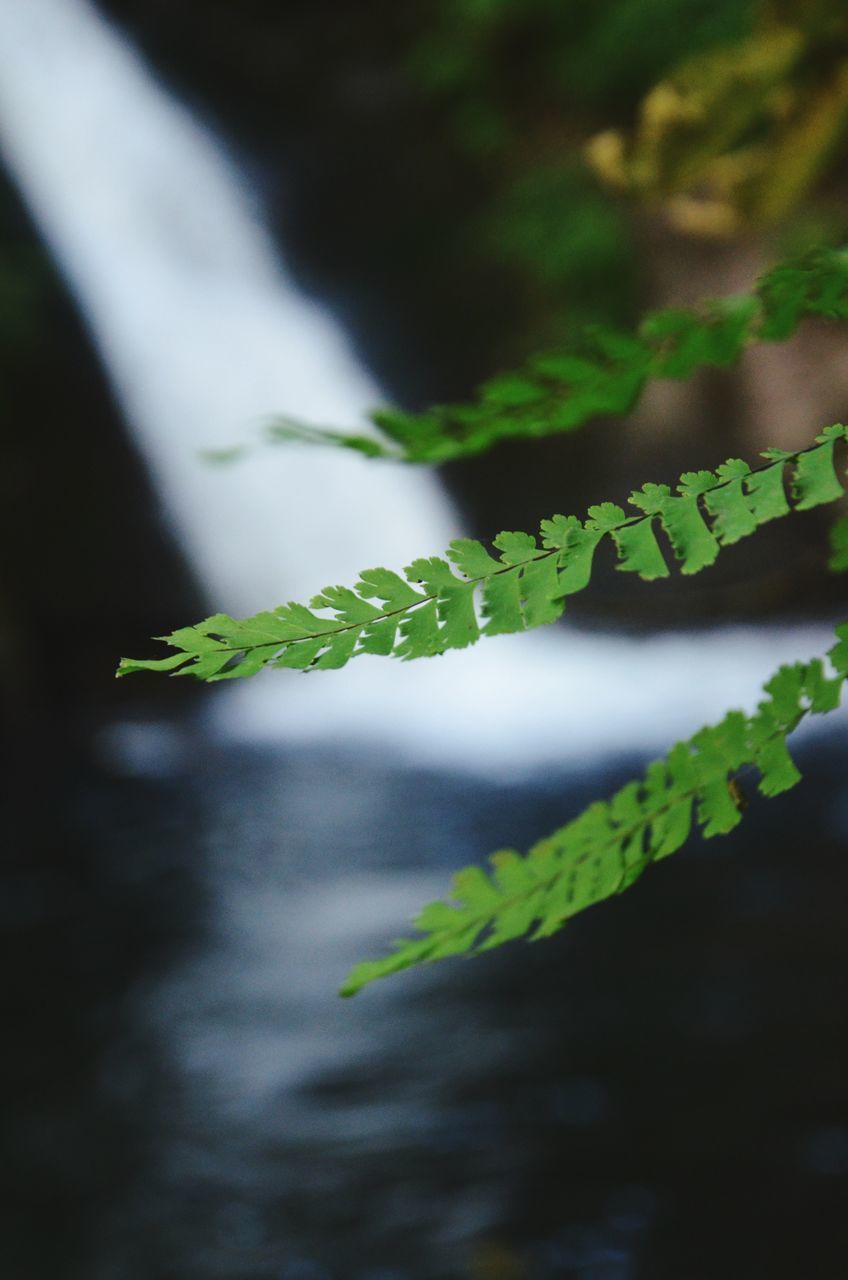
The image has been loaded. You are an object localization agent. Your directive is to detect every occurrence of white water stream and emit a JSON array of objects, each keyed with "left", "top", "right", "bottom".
[{"left": 0, "top": 0, "right": 833, "bottom": 773}]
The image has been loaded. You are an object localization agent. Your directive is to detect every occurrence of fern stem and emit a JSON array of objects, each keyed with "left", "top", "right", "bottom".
[
  {"left": 118, "top": 427, "right": 847, "bottom": 681},
  {"left": 340, "top": 635, "right": 848, "bottom": 994}
]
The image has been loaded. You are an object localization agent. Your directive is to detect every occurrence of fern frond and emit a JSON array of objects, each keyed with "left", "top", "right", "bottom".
[
  {"left": 119, "top": 426, "right": 848, "bottom": 681},
  {"left": 340, "top": 626, "right": 848, "bottom": 995},
  {"left": 260, "top": 246, "right": 848, "bottom": 463}
]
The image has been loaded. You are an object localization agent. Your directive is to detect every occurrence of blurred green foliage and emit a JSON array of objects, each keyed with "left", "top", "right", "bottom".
[
  {"left": 410, "top": 0, "right": 754, "bottom": 126},
  {"left": 260, "top": 246, "right": 848, "bottom": 463},
  {"left": 480, "top": 164, "right": 632, "bottom": 329},
  {"left": 405, "top": 0, "right": 756, "bottom": 338},
  {"left": 403, "top": 0, "right": 848, "bottom": 345}
]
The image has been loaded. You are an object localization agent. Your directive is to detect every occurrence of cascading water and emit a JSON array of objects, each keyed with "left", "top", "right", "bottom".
[{"left": 0, "top": 0, "right": 834, "bottom": 774}]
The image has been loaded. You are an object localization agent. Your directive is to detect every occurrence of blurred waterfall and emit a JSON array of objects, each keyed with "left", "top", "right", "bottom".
[
  {"left": 0, "top": 0, "right": 457, "bottom": 608},
  {"left": 0, "top": 0, "right": 833, "bottom": 771}
]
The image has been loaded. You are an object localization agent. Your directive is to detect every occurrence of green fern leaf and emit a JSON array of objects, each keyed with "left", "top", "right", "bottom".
[
  {"left": 757, "top": 249, "right": 848, "bottom": 339},
  {"left": 359, "top": 616, "right": 399, "bottom": 656},
  {"left": 551, "top": 522, "right": 606, "bottom": 594},
  {"left": 356, "top": 568, "right": 425, "bottom": 609},
  {"left": 341, "top": 636, "right": 847, "bottom": 995},
  {"left": 491, "top": 530, "right": 545, "bottom": 564},
  {"left": 609, "top": 517, "right": 669, "bottom": 579},
  {"left": 791, "top": 429, "right": 846, "bottom": 510},
  {"left": 396, "top": 599, "right": 442, "bottom": 659},
  {"left": 644, "top": 296, "right": 758, "bottom": 377},
  {"left": 119, "top": 427, "right": 848, "bottom": 681},
  {"left": 702, "top": 462, "right": 757, "bottom": 544},
  {"left": 745, "top": 460, "right": 792, "bottom": 523},
  {"left": 447, "top": 538, "right": 501, "bottom": 578},
  {"left": 251, "top": 247, "right": 848, "bottom": 464},
  {"left": 677, "top": 470, "right": 718, "bottom": 497},
  {"left": 828, "top": 621, "right": 848, "bottom": 673},
  {"left": 628, "top": 483, "right": 719, "bottom": 574},
  {"left": 309, "top": 586, "right": 381, "bottom": 625}
]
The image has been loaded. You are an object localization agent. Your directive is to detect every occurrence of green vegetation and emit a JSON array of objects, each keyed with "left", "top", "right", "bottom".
[
  {"left": 341, "top": 633, "right": 848, "bottom": 995},
  {"left": 124, "top": 0, "right": 848, "bottom": 994},
  {"left": 120, "top": 426, "right": 847, "bottom": 681},
  {"left": 260, "top": 247, "right": 848, "bottom": 463},
  {"left": 121, "top": 412, "right": 848, "bottom": 996}
]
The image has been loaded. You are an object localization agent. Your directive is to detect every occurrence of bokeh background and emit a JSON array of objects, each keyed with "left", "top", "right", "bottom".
[{"left": 2, "top": 1, "right": 848, "bottom": 1276}]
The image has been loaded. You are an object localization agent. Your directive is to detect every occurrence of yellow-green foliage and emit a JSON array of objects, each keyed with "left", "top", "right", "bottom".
[{"left": 587, "top": 3, "right": 848, "bottom": 235}]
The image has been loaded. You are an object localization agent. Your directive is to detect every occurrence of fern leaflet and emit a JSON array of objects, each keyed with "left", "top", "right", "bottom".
[
  {"left": 119, "top": 426, "right": 848, "bottom": 682},
  {"left": 259, "top": 246, "right": 848, "bottom": 463},
  {"left": 340, "top": 625, "right": 848, "bottom": 995}
]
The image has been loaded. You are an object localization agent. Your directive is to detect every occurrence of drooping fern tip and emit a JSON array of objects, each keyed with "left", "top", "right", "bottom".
[
  {"left": 118, "top": 424, "right": 848, "bottom": 684},
  {"left": 340, "top": 626, "right": 848, "bottom": 995}
]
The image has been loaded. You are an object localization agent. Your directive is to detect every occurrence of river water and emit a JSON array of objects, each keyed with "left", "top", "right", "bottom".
[{"left": 6, "top": 733, "right": 848, "bottom": 1278}]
